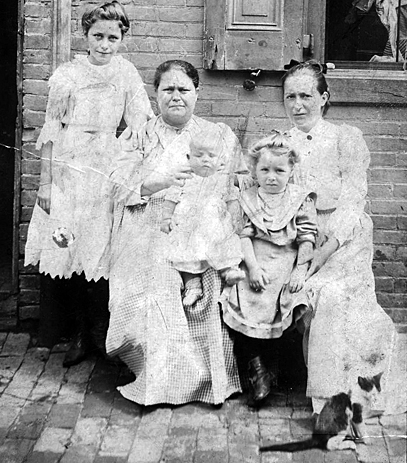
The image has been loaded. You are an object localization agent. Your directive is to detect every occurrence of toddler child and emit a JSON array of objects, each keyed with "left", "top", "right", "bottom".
[
  {"left": 222, "top": 131, "right": 317, "bottom": 404},
  {"left": 160, "top": 129, "right": 245, "bottom": 308}
]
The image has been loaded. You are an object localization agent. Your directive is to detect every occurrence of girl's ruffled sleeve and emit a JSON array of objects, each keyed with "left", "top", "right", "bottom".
[
  {"left": 326, "top": 125, "right": 370, "bottom": 246},
  {"left": 123, "top": 63, "right": 154, "bottom": 133},
  {"left": 35, "top": 64, "right": 72, "bottom": 149},
  {"left": 296, "top": 194, "right": 317, "bottom": 244}
]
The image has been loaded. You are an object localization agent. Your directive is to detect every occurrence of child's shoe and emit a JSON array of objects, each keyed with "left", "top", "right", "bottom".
[
  {"left": 182, "top": 277, "right": 203, "bottom": 308},
  {"left": 221, "top": 266, "right": 245, "bottom": 286}
]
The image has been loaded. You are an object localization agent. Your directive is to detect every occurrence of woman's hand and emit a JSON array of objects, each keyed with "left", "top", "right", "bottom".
[
  {"left": 160, "top": 218, "right": 172, "bottom": 234},
  {"left": 249, "top": 267, "right": 270, "bottom": 291},
  {"left": 289, "top": 264, "right": 307, "bottom": 293},
  {"left": 37, "top": 184, "right": 52, "bottom": 214},
  {"left": 305, "top": 237, "right": 339, "bottom": 280},
  {"left": 141, "top": 165, "right": 192, "bottom": 196}
]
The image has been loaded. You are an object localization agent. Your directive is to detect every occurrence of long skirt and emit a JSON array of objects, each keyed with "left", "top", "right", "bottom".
[
  {"left": 302, "top": 211, "right": 405, "bottom": 414},
  {"left": 106, "top": 198, "right": 241, "bottom": 405}
]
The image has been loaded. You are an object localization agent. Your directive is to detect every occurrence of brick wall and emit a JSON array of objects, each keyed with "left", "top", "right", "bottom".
[{"left": 20, "top": 0, "right": 407, "bottom": 326}]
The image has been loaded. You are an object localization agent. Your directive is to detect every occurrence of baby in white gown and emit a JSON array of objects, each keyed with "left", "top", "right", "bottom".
[{"left": 160, "top": 129, "right": 245, "bottom": 308}]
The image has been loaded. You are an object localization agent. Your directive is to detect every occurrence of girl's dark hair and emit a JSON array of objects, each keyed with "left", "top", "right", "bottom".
[
  {"left": 249, "top": 130, "right": 299, "bottom": 176},
  {"left": 153, "top": 60, "right": 199, "bottom": 90},
  {"left": 281, "top": 60, "right": 331, "bottom": 116},
  {"left": 82, "top": 1, "right": 129, "bottom": 36}
]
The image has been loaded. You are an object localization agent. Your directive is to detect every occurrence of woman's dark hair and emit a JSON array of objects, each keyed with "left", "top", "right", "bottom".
[
  {"left": 281, "top": 60, "right": 331, "bottom": 116},
  {"left": 153, "top": 60, "right": 199, "bottom": 90},
  {"left": 82, "top": 1, "right": 129, "bottom": 36}
]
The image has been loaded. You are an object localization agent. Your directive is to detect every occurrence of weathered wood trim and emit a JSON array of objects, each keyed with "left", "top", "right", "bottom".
[
  {"left": 52, "top": 0, "right": 71, "bottom": 70},
  {"left": 203, "top": 0, "right": 227, "bottom": 70},
  {"left": 327, "top": 71, "right": 407, "bottom": 106},
  {"left": 13, "top": 0, "right": 24, "bottom": 298}
]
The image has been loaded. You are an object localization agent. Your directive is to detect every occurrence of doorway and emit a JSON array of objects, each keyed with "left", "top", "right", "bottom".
[{"left": 0, "top": 3, "right": 18, "bottom": 295}]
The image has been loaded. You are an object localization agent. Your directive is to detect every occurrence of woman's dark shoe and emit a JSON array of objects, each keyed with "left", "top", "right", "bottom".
[
  {"left": 63, "top": 332, "right": 88, "bottom": 367},
  {"left": 248, "top": 356, "right": 273, "bottom": 403}
]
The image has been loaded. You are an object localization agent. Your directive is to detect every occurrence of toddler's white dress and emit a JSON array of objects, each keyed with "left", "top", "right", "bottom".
[{"left": 166, "top": 173, "right": 243, "bottom": 273}]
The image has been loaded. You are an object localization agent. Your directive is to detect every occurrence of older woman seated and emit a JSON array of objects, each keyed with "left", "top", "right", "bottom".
[{"left": 106, "top": 60, "right": 248, "bottom": 406}]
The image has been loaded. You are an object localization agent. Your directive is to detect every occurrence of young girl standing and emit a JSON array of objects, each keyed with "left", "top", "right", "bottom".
[
  {"left": 25, "top": 1, "right": 153, "bottom": 366},
  {"left": 223, "top": 132, "right": 317, "bottom": 404}
]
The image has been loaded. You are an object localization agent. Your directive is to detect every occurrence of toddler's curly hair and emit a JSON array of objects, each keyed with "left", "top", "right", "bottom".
[{"left": 248, "top": 130, "right": 299, "bottom": 176}]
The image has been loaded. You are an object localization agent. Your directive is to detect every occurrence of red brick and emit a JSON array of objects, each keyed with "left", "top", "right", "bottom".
[
  {"left": 19, "top": 290, "right": 40, "bottom": 305},
  {"left": 24, "top": 94, "right": 48, "bottom": 112},
  {"left": 128, "top": 37, "right": 203, "bottom": 54},
  {"left": 22, "top": 175, "right": 40, "bottom": 190},
  {"left": 21, "top": 206, "right": 34, "bottom": 222},
  {"left": 394, "top": 184, "right": 407, "bottom": 198},
  {"left": 132, "top": 21, "right": 185, "bottom": 37},
  {"left": 370, "top": 168, "right": 407, "bottom": 183},
  {"left": 23, "top": 110, "right": 45, "bottom": 128},
  {"left": 25, "top": 2, "right": 50, "bottom": 18},
  {"left": 24, "top": 49, "right": 51, "bottom": 65},
  {"left": 397, "top": 153, "right": 407, "bottom": 166},
  {"left": 374, "top": 230, "right": 407, "bottom": 246},
  {"left": 19, "top": 305, "right": 40, "bottom": 320},
  {"left": 21, "top": 190, "right": 37, "bottom": 207},
  {"left": 20, "top": 275, "right": 41, "bottom": 290},
  {"left": 24, "top": 64, "right": 51, "bottom": 81},
  {"left": 122, "top": 5, "right": 158, "bottom": 21},
  {"left": 371, "top": 215, "right": 397, "bottom": 229},
  {"left": 25, "top": 34, "right": 51, "bottom": 50},
  {"left": 25, "top": 18, "right": 51, "bottom": 34},
  {"left": 394, "top": 278, "right": 407, "bottom": 293},
  {"left": 22, "top": 159, "right": 41, "bottom": 175},
  {"left": 384, "top": 308, "right": 407, "bottom": 324},
  {"left": 374, "top": 277, "right": 394, "bottom": 292},
  {"left": 377, "top": 293, "right": 407, "bottom": 309},
  {"left": 158, "top": 6, "right": 203, "bottom": 22},
  {"left": 398, "top": 216, "right": 407, "bottom": 230},
  {"left": 372, "top": 261, "right": 407, "bottom": 278},
  {"left": 373, "top": 245, "right": 396, "bottom": 261},
  {"left": 24, "top": 79, "right": 49, "bottom": 96},
  {"left": 185, "top": 22, "right": 204, "bottom": 38}
]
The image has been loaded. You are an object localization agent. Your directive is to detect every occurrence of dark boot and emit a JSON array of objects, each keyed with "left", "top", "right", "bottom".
[
  {"left": 63, "top": 321, "right": 89, "bottom": 367},
  {"left": 87, "top": 278, "right": 109, "bottom": 357},
  {"left": 248, "top": 356, "right": 273, "bottom": 403}
]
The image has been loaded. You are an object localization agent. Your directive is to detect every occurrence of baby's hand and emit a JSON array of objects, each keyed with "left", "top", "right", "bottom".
[
  {"left": 249, "top": 267, "right": 270, "bottom": 292},
  {"left": 160, "top": 219, "right": 172, "bottom": 234},
  {"left": 289, "top": 264, "right": 307, "bottom": 293}
]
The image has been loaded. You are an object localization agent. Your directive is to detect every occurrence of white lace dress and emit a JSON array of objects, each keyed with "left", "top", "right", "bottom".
[
  {"left": 290, "top": 119, "right": 405, "bottom": 414},
  {"left": 24, "top": 55, "right": 152, "bottom": 281}
]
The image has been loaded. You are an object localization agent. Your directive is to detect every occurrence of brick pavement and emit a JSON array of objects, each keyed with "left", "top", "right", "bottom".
[{"left": 0, "top": 332, "right": 405, "bottom": 463}]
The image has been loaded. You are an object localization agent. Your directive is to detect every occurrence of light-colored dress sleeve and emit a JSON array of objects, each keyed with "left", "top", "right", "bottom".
[
  {"left": 296, "top": 194, "right": 318, "bottom": 244},
  {"left": 123, "top": 62, "right": 154, "bottom": 133},
  {"left": 35, "top": 63, "right": 73, "bottom": 149},
  {"left": 326, "top": 125, "right": 370, "bottom": 246},
  {"left": 110, "top": 123, "right": 149, "bottom": 205}
]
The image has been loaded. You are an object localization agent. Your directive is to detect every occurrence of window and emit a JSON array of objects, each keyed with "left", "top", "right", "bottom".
[
  {"left": 326, "top": 0, "right": 407, "bottom": 68},
  {"left": 204, "top": 0, "right": 407, "bottom": 70}
]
